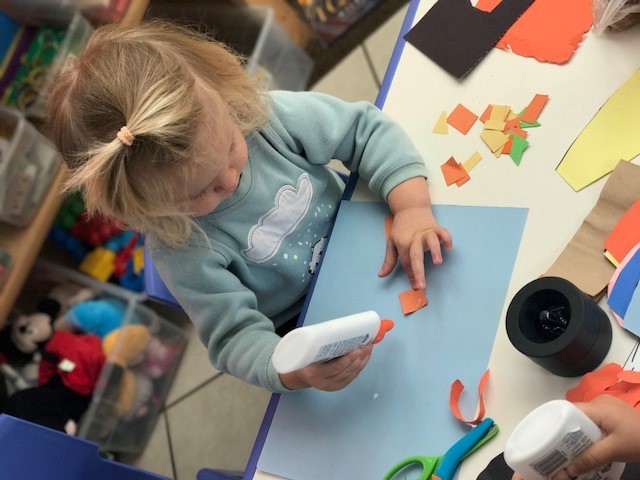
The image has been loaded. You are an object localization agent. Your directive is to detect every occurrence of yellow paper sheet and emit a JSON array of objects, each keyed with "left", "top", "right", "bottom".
[
  {"left": 433, "top": 111, "right": 449, "bottom": 134},
  {"left": 463, "top": 152, "right": 483, "bottom": 172},
  {"left": 557, "top": 68, "right": 640, "bottom": 191}
]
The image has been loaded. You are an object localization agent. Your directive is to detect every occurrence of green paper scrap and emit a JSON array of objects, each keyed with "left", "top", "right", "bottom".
[
  {"left": 518, "top": 108, "right": 541, "bottom": 128},
  {"left": 521, "top": 120, "right": 540, "bottom": 128},
  {"left": 509, "top": 133, "right": 529, "bottom": 165}
]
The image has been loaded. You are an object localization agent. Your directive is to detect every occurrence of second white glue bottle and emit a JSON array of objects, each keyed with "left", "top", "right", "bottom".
[
  {"left": 504, "top": 399, "right": 625, "bottom": 480},
  {"left": 271, "top": 310, "right": 394, "bottom": 374}
]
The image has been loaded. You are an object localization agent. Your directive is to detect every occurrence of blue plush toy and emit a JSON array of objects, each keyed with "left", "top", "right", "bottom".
[{"left": 64, "top": 298, "right": 128, "bottom": 338}]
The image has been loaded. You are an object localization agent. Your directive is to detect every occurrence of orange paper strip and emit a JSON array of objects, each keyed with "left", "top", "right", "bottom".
[
  {"left": 521, "top": 94, "right": 549, "bottom": 124},
  {"left": 450, "top": 369, "right": 490, "bottom": 425},
  {"left": 447, "top": 104, "right": 479, "bottom": 135}
]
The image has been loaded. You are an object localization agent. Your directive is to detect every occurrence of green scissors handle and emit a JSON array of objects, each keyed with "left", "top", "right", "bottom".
[{"left": 382, "top": 422, "right": 499, "bottom": 480}]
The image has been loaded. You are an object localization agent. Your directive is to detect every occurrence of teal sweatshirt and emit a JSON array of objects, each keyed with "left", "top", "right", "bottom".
[{"left": 148, "top": 91, "right": 427, "bottom": 392}]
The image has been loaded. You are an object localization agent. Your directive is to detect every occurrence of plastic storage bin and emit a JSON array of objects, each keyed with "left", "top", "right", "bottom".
[
  {"left": 0, "top": 0, "right": 78, "bottom": 28},
  {"left": 20, "top": 260, "right": 187, "bottom": 454},
  {"left": 145, "top": 3, "right": 314, "bottom": 91},
  {"left": 0, "top": 106, "right": 60, "bottom": 226},
  {"left": 1, "top": 8, "right": 93, "bottom": 118}
]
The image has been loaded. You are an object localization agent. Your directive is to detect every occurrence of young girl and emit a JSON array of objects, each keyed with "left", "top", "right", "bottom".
[{"left": 47, "top": 21, "right": 452, "bottom": 393}]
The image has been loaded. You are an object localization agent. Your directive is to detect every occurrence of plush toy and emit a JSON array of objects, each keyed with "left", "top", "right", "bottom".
[
  {"left": 0, "top": 310, "right": 54, "bottom": 366},
  {"left": 1, "top": 307, "right": 106, "bottom": 434}
]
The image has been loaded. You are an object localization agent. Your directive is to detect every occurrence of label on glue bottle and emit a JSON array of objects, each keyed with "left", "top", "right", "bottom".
[
  {"left": 313, "top": 334, "right": 371, "bottom": 363},
  {"left": 528, "top": 428, "right": 615, "bottom": 479},
  {"left": 505, "top": 400, "right": 625, "bottom": 480}
]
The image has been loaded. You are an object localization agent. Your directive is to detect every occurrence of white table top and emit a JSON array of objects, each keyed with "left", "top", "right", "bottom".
[{"left": 252, "top": 1, "right": 640, "bottom": 478}]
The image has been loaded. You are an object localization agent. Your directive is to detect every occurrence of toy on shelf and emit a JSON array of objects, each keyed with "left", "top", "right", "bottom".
[{"left": 49, "top": 194, "right": 145, "bottom": 291}]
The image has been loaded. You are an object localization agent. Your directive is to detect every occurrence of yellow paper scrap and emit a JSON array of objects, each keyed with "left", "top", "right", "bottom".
[
  {"left": 433, "top": 111, "right": 449, "bottom": 134},
  {"left": 506, "top": 110, "right": 518, "bottom": 121},
  {"left": 481, "top": 130, "right": 509, "bottom": 152},
  {"left": 604, "top": 250, "right": 620, "bottom": 268},
  {"left": 463, "top": 152, "right": 483, "bottom": 172},
  {"left": 489, "top": 105, "right": 510, "bottom": 122},
  {"left": 557, "top": 68, "right": 640, "bottom": 191},
  {"left": 484, "top": 119, "right": 507, "bottom": 131}
]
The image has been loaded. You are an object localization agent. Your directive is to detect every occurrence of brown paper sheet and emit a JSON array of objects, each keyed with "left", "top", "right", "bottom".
[{"left": 545, "top": 161, "right": 640, "bottom": 297}]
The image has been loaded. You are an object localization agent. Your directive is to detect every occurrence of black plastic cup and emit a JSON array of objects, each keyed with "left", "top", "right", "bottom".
[{"left": 506, "top": 277, "right": 612, "bottom": 377}]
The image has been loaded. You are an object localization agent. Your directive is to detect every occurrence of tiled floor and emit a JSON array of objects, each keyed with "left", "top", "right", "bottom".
[{"left": 121, "top": 5, "right": 409, "bottom": 479}]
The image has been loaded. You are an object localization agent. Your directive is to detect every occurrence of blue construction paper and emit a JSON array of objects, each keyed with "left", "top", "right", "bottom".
[
  {"left": 608, "top": 249, "right": 640, "bottom": 319},
  {"left": 257, "top": 201, "right": 527, "bottom": 480},
  {"left": 623, "top": 284, "right": 640, "bottom": 337}
]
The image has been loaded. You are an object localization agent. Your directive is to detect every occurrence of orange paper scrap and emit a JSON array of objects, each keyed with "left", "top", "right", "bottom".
[
  {"left": 475, "top": 0, "right": 503, "bottom": 12},
  {"left": 447, "top": 104, "right": 478, "bottom": 135},
  {"left": 433, "top": 111, "right": 449, "bottom": 135},
  {"left": 450, "top": 369, "right": 490, "bottom": 425},
  {"left": 441, "top": 157, "right": 468, "bottom": 186},
  {"left": 496, "top": 0, "right": 592, "bottom": 64},
  {"left": 508, "top": 126, "right": 528, "bottom": 139},
  {"left": 455, "top": 163, "right": 471, "bottom": 186},
  {"left": 480, "top": 105, "right": 493, "bottom": 123},
  {"left": 502, "top": 135, "right": 514, "bottom": 154},
  {"left": 398, "top": 288, "right": 428, "bottom": 315}
]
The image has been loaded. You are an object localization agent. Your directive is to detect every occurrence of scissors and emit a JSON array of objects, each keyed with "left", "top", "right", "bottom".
[{"left": 383, "top": 417, "right": 498, "bottom": 480}]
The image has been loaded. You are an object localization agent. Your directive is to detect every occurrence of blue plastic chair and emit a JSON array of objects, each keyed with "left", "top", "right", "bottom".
[
  {"left": 143, "top": 247, "right": 181, "bottom": 308},
  {"left": 0, "top": 414, "right": 170, "bottom": 480}
]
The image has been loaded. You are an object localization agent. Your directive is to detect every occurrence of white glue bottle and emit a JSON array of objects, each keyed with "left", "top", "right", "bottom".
[
  {"left": 271, "top": 310, "right": 394, "bottom": 374},
  {"left": 504, "top": 399, "right": 625, "bottom": 480}
]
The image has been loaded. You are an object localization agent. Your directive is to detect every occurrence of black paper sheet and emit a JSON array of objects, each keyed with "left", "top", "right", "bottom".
[{"left": 404, "top": 0, "right": 536, "bottom": 79}]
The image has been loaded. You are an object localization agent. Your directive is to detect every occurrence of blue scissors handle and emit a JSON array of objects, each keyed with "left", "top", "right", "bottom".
[{"left": 434, "top": 418, "right": 495, "bottom": 480}]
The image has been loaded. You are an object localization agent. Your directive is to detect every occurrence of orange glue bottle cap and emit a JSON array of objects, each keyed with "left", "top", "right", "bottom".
[{"left": 373, "top": 319, "right": 394, "bottom": 344}]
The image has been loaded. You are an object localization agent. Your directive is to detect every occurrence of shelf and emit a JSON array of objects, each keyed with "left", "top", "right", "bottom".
[{"left": 0, "top": 164, "right": 67, "bottom": 326}]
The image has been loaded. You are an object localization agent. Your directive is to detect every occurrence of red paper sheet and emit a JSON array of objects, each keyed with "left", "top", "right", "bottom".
[
  {"left": 604, "top": 200, "right": 640, "bottom": 264},
  {"left": 496, "top": 0, "right": 592, "bottom": 64},
  {"left": 566, "top": 363, "right": 640, "bottom": 408}
]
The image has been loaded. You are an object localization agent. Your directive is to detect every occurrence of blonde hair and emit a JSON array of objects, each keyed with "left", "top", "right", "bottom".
[{"left": 47, "top": 21, "right": 268, "bottom": 246}]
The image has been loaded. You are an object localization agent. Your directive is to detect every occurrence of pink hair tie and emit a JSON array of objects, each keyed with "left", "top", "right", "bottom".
[{"left": 117, "top": 126, "right": 135, "bottom": 146}]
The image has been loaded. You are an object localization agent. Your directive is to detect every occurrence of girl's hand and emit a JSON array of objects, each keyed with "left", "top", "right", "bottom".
[
  {"left": 279, "top": 344, "right": 373, "bottom": 391},
  {"left": 379, "top": 206, "right": 452, "bottom": 290}
]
